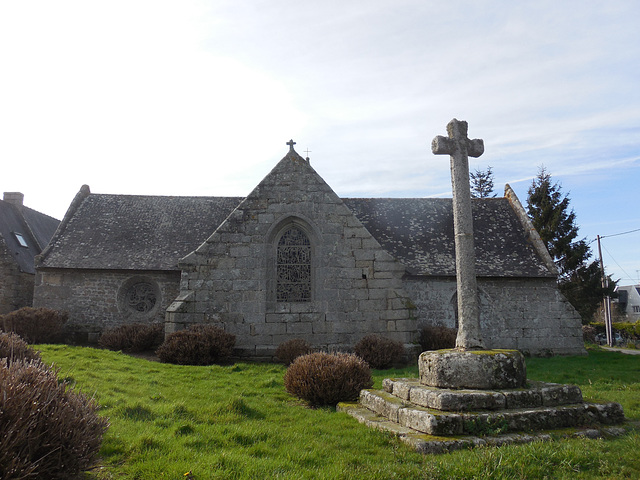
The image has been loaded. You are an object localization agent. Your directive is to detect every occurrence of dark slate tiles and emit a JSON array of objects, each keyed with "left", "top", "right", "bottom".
[
  {"left": 42, "top": 195, "right": 243, "bottom": 270},
  {"left": 342, "top": 198, "right": 553, "bottom": 278},
  {"left": 41, "top": 194, "right": 553, "bottom": 278}
]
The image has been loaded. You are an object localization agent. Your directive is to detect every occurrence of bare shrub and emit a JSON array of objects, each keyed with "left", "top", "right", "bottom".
[
  {"left": 284, "top": 352, "right": 373, "bottom": 406},
  {"left": 354, "top": 334, "right": 405, "bottom": 369},
  {"left": 99, "top": 323, "right": 165, "bottom": 353},
  {"left": 0, "top": 359, "right": 109, "bottom": 480},
  {"left": 156, "top": 324, "right": 235, "bottom": 365},
  {"left": 0, "top": 307, "right": 68, "bottom": 344},
  {"left": 419, "top": 325, "right": 457, "bottom": 351},
  {"left": 0, "top": 331, "right": 41, "bottom": 366},
  {"left": 275, "top": 338, "right": 312, "bottom": 366}
]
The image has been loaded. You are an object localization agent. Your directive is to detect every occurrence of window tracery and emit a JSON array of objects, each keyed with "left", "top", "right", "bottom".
[
  {"left": 125, "top": 282, "right": 157, "bottom": 313},
  {"left": 276, "top": 226, "right": 311, "bottom": 302}
]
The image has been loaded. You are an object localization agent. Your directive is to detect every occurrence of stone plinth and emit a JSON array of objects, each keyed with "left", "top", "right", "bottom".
[{"left": 419, "top": 349, "right": 526, "bottom": 390}]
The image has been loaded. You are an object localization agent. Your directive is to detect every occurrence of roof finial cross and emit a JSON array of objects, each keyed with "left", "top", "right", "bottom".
[{"left": 286, "top": 139, "right": 296, "bottom": 151}]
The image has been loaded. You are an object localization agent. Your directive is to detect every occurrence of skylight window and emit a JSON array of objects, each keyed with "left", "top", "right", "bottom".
[{"left": 13, "top": 232, "right": 28, "bottom": 248}]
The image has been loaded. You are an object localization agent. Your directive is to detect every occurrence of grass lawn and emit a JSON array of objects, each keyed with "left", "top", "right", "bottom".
[{"left": 37, "top": 345, "right": 640, "bottom": 480}]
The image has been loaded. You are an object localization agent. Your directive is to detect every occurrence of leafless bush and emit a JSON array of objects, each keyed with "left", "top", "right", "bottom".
[
  {"left": 354, "top": 334, "right": 405, "bottom": 369},
  {"left": 275, "top": 338, "right": 312, "bottom": 366},
  {"left": 284, "top": 352, "right": 372, "bottom": 406},
  {"left": 0, "top": 359, "right": 109, "bottom": 479},
  {"left": 419, "top": 325, "right": 457, "bottom": 351},
  {"left": 0, "top": 307, "right": 68, "bottom": 344},
  {"left": 99, "top": 323, "right": 164, "bottom": 352},
  {"left": 156, "top": 324, "right": 235, "bottom": 365},
  {"left": 0, "top": 331, "right": 41, "bottom": 365}
]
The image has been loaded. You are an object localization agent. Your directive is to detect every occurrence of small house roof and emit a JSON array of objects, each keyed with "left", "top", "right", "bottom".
[{"left": 0, "top": 199, "right": 60, "bottom": 274}]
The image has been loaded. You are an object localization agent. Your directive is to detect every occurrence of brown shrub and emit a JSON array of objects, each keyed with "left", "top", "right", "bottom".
[
  {"left": 419, "top": 325, "right": 457, "bottom": 351},
  {"left": 0, "top": 307, "right": 68, "bottom": 344},
  {"left": 99, "top": 323, "right": 165, "bottom": 353},
  {"left": 274, "top": 338, "right": 312, "bottom": 366},
  {"left": 354, "top": 334, "right": 405, "bottom": 369},
  {"left": 156, "top": 324, "right": 235, "bottom": 365},
  {"left": 0, "top": 331, "right": 41, "bottom": 365},
  {"left": 284, "top": 352, "right": 373, "bottom": 406},
  {"left": 0, "top": 359, "right": 109, "bottom": 480}
]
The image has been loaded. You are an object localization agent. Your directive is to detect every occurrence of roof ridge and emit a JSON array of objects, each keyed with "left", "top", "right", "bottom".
[{"left": 36, "top": 185, "right": 91, "bottom": 267}]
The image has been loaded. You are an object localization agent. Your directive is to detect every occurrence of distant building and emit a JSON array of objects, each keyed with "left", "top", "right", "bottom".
[
  {"left": 34, "top": 146, "right": 585, "bottom": 356},
  {"left": 0, "top": 192, "right": 60, "bottom": 314},
  {"left": 614, "top": 284, "right": 640, "bottom": 321}
]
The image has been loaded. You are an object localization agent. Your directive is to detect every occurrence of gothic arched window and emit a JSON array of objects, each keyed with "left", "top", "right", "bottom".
[{"left": 276, "top": 226, "right": 311, "bottom": 302}]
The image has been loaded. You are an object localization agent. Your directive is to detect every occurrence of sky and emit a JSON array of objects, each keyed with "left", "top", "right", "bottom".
[{"left": 1, "top": 1, "right": 638, "bottom": 286}]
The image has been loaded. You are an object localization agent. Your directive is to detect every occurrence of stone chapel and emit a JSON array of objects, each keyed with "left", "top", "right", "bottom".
[{"left": 33, "top": 144, "right": 585, "bottom": 358}]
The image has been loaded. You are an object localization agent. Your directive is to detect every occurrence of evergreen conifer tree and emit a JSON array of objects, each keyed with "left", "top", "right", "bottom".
[
  {"left": 470, "top": 166, "right": 496, "bottom": 198},
  {"left": 526, "top": 166, "right": 616, "bottom": 322}
]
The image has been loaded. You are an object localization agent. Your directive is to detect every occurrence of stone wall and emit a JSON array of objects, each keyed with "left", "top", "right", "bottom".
[
  {"left": 0, "top": 235, "right": 34, "bottom": 314},
  {"left": 403, "top": 276, "right": 585, "bottom": 355},
  {"left": 166, "top": 152, "right": 418, "bottom": 359},
  {"left": 34, "top": 269, "right": 180, "bottom": 342}
]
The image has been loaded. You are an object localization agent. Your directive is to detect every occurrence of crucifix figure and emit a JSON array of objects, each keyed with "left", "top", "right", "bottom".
[{"left": 432, "top": 119, "right": 485, "bottom": 350}]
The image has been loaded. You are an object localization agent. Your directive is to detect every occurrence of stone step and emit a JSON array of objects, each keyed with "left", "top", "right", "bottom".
[
  {"left": 359, "top": 389, "right": 624, "bottom": 436},
  {"left": 337, "top": 402, "right": 631, "bottom": 455},
  {"left": 382, "top": 378, "right": 584, "bottom": 411}
]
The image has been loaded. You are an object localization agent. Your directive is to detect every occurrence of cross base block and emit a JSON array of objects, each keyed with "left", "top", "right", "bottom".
[{"left": 419, "top": 349, "right": 527, "bottom": 390}]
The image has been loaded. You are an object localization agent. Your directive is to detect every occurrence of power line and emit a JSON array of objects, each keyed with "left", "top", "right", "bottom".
[
  {"left": 587, "top": 227, "right": 640, "bottom": 245},
  {"left": 600, "top": 227, "right": 640, "bottom": 239},
  {"left": 602, "top": 243, "right": 633, "bottom": 282}
]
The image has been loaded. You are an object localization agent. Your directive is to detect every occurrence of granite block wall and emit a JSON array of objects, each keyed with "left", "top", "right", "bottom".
[
  {"left": 34, "top": 269, "right": 180, "bottom": 342},
  {"left": 166, "top": 152, "right": 418, "bottom": 359},
  {"left": 403, "top": 276, "right": 585, "bottom": 356}
]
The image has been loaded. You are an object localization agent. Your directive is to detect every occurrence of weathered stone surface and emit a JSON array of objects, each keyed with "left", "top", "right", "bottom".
[
  {"left": 585, "top": 402, "right": 625, "bottom": 425},
  {"left": 350, "top": 388, "right": 626, "bottom": 437},
  {"left": 540, "top": 382, "right": 583, "bottom": 406},
  {"left": 350, "top": 387, "right": 626, "bottom": 439},
  {"left": 419, "top": 349, "right": 526, "bottom": 389},
  {"left": 404, "top": 277, "right": 586, "bottom": 356},
  {"left": 398, "top": 405, "right": 464, "bottom": 436},
  {"left": 384, "top": 378, "right": 586, "bottom": 411},
  {"left": 410, "top": 386, "right": 506, "bottom": 411},
  {"left": 339, "top": 400, "right": 630, "bottom": 455},
  {"left": 359, "top": 390, "right": 404, "bottom": 423},
  {"left": 503, "top": 388, "right": 543, "bottom": 409},
  {"left": 432, "top": 118, "right": 485, "bottom": 349},
  {"left": 163, "top": 149, "right": 417, "bottom": 358}
]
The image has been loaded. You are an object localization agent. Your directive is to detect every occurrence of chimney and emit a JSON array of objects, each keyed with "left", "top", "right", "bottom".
[{"left": 3, "top": 192, "right": 24, "bottom": 208}]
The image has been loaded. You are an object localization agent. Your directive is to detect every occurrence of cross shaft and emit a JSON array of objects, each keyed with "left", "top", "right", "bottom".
[{"left": 432, "top": 118, "right": 485, "bottom": 350}]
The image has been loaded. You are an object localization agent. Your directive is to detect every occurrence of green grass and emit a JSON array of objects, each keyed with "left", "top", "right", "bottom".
[{"left": 36, "top": 345, "right": 640, "bottom": 480}]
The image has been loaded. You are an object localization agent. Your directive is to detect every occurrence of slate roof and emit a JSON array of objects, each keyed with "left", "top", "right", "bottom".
[
  {"left": 39, "top": 194, "right": 242, "bottom": 271},
  {"left": 343, "top": 198, "right": 554, "bottom": 278},
  {"left": 39, "top": 189, "right": 554, "bottom": 278},
  {"left": 0, "top": 199, "right": 60, "bottom": 274}
]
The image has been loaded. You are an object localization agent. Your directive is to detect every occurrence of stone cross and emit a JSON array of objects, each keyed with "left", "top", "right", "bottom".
[
  {"left": 286, "top": 139, "right": 296, "bottom": 151},
  {"left": 432, "top": 119, "right": 485, "bottom": 350}
]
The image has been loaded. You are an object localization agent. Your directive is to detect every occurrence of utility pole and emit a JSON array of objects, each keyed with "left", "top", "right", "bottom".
[{"left": 597, "top": 235, "right": 613, "bottom": 347}]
